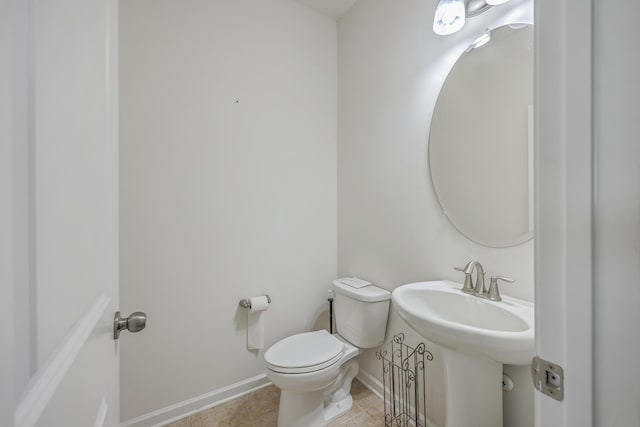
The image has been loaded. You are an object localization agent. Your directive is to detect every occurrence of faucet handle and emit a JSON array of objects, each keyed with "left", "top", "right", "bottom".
[
  {"left": 487, "top": 276, "right": 515, "bottom": 302},
  {"left": 455, "top": 260, "right": 476, "bottom": 274},
  {"left": 454, "top": 265, "right": 475, "bottom": 294}
]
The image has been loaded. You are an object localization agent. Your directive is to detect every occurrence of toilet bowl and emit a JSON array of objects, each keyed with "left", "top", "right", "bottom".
[
  {"left": 265, "top": 331, "right": 360, "bottom": 427},
  {"left": 264, "top": 279, "right": 391, "bottom": 427}
]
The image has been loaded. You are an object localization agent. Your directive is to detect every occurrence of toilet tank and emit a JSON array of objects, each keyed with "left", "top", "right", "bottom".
[{"left": 332, "top": 279, "right": 391, "bottom": 348}]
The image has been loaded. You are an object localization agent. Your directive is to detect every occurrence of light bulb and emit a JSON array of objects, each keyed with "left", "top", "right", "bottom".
[
  {"left": 486, "top": 0, "right": 511, "bottom": 5},
  {"left": 433, "top": 0, "right": 466, "bottom": 36}
]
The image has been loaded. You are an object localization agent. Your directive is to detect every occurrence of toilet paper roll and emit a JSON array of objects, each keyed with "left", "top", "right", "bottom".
[
  {"left": 247, "top": 296, "right": 269, "bottom": 350},
  {"left": 249, "top": 296, "right": 269, "bottom": 313}
]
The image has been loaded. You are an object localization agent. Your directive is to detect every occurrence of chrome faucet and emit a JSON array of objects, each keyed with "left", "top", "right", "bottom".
[
  {"left": 455, "top": 261, "right": 516, "bottom": 301},
  {"left": 454, "top": 260, "right": 486, "bottom": 297}
]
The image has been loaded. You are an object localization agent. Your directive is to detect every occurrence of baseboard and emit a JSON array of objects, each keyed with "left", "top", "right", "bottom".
[{"left": 120, "top": 374, "right": 271, "bottom": 427}]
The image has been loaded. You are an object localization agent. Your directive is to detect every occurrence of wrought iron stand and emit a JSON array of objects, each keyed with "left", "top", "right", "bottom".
[{"left": 376, "top": 333, "right": 433, "bottom": 426}]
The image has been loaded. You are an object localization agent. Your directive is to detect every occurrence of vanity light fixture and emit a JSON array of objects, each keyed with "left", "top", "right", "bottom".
[
  {"left": 433, "top": 0, "right": 511, "bottom": 35},
  {"left": 433, "top": 0, "right": 466, "bottom": 36}
]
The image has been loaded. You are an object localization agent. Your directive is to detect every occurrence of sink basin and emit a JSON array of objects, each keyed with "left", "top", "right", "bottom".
[
  {"left": 393, "top": 280, "right": 534, "bottom": 427},
  {"left": 392, "top": 280, "right": 534, "bottom": 365}
]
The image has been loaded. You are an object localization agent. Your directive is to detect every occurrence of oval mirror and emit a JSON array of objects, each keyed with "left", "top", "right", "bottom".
[{"left": 429, "top": 23, "right": 533, "bottom": 247}]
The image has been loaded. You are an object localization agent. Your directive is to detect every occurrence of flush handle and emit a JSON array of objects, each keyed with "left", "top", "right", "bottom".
[{"left": 114, "top": 311, "right": 147, "bottom": 339}]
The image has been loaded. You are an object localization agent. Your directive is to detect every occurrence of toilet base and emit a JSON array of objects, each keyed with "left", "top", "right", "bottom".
[
  {"left": 276, "top": 390, "right": 354, "bottom": 427},
  {"left": 323, "top": 394, "right": 353, "bottom": 424},
  {"left": 278, "top": 389, "right": 325, "bottom": 427}
]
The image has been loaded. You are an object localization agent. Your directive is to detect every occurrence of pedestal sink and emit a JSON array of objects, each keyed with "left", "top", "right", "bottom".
[{"left": 392, "top": 280, "right": 534, "bottom": 427}]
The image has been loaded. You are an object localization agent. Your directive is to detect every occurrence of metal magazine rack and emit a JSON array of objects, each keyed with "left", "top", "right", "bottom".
[{"left": 376, "top": 333, "right": 433, "bottom": 427}]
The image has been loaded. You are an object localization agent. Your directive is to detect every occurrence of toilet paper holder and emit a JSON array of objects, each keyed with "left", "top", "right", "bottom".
[{"left": 239, "top": 295, "right": 271, "bottom": 309}]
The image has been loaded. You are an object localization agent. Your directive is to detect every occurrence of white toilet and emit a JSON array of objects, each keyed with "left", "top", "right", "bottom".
[{"left": 264, "top": 279, "right": 391, "bottom": 427}]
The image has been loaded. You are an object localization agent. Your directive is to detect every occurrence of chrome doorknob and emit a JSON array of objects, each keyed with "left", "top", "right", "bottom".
[{"left": 114, "top": 311, "right": 147, "bottom": 339}]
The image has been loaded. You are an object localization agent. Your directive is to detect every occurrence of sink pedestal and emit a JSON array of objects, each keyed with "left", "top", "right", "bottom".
[{"left": 442, "top": 348, "right": 503, "bottom": 427}]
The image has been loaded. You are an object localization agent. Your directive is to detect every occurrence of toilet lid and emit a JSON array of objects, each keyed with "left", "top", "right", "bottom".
[{"left": 264, "top": 330, "right": 345, "bottom": 374}]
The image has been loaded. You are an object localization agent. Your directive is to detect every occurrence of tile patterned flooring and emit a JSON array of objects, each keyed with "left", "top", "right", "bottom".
[{"left": 164, "top": 379, "right": 384, "bottom": 427}]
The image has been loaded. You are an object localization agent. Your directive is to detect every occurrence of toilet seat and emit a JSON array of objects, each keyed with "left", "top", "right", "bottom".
[{"left": 264, "top": 330, "right": 345, "bottom": 374}]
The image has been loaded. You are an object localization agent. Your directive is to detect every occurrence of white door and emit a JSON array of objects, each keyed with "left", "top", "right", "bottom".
[
  {"left": 535, "top": 0, "right": 593, "bottom": 426},
  {"left": 5, "top": 0, "right": 122, "bottom": 426},
  {"left": 537, "top": 1, "right": 640, "bottom": 426}
]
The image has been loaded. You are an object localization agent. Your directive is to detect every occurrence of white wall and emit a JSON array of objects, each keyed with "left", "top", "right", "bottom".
[
  {"left": 337, "top": 1, "right": 534, "bottom": 426},
  {"left": 119, "top": 0, "right": 337, "bottom": 422},
  {"left": 593, "top": 0, "right": 640, "bottom": 424}
]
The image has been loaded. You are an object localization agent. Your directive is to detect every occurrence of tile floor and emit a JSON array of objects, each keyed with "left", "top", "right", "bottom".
[{"left": 164, "top": 379, "right": 384, "bottom": 427}]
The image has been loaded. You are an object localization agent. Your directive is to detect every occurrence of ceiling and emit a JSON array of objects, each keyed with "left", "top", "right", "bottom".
[{"left": 292, "top": 0, "right": 357, "bottom": 20}]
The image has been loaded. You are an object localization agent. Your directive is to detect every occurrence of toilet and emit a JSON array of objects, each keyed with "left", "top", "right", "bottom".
[{"left": 264, "top": 279, "right": 391, "bottom": 427}]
